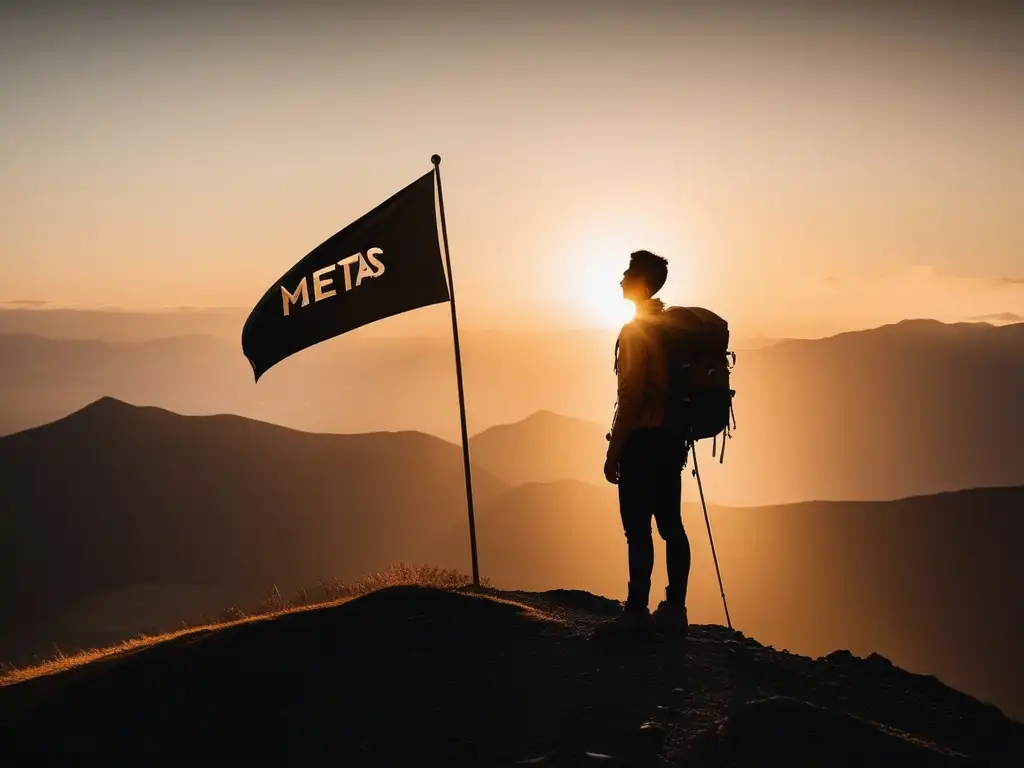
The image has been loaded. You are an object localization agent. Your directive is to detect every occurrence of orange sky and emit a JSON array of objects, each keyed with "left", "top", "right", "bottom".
[{"left": 1, "top": 2, "right": 1021, "bottom": 339}]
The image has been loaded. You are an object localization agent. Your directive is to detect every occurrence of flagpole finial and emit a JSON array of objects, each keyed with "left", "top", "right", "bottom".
[{"left": 431, "top": 154, "right": 441, "bottom": 165}]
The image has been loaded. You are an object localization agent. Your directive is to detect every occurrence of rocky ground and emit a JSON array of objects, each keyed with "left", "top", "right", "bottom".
[{"left": 1, "top": 585, "right": 1020, "bottom": 766}]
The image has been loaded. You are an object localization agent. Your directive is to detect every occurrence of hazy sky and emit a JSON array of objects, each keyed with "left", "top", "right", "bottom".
[{"left": 1, "top": 0, "right": 1021, "bottom": 338}]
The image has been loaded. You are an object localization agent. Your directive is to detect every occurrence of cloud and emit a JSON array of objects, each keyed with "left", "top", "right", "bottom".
[
  {"left": 998, "top": 277, "right": 1024, "bottom": 285},
  {"left": 750, "top": 267, "right": 1024, "bottom": 337},
  {"left": 970, "top": 312, "right": 1024, "bottom": 323},
  {"left": 1, "top": 299, "right": 49, "bottom": 308}
]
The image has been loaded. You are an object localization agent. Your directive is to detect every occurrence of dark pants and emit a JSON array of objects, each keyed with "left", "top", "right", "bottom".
[{"left": 617, "top": 428, "right": 690, "bottom": 609}]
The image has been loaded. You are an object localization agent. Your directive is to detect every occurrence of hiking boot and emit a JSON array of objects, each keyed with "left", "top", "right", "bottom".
[
  {"left": 615, "top": 600, "right": 653, "bottom": 628},
  {"left": 590, "top": 601, "right": 652, "bottom": 640},
  {"left": 652, "top": 600, "right": 688, "bottom": 635}
]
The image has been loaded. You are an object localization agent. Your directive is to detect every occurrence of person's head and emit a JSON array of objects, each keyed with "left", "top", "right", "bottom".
[{"left": 620, "top": 249, "right": 668, "bottom": 303}]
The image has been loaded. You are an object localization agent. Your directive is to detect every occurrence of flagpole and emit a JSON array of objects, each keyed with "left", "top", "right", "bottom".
[{"left": 431, "top": 154, "right": 480, "bottom": 588}]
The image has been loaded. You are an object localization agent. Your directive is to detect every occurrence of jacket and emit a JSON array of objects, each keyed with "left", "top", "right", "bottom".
[{"left": 607, "top": 298, "right": 670, "bottom": 460}]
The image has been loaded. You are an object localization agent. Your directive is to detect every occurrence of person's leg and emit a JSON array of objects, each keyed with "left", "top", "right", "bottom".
[
  {"left": 617, "top": 436, "right": 656, "bottom": 612},
  {"left": 649, "top": 434, "right": 690, "bottom": 612},
  {"left": 652, "top": 464, "right": 690, "bottom": 608}
]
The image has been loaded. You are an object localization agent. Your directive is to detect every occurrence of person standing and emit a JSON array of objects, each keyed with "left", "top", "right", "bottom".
[{"left": 604, "top": 250, "right": 690, "bottom": 632}]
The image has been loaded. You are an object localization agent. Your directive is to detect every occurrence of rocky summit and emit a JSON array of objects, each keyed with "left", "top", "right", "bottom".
[{"left": 1, "top": 585, "right": 1020, "bottom": 766}]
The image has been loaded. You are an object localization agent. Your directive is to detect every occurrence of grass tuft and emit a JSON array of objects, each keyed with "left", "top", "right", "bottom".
[
  {"left": 0, "top": 563, "right": 487, "bottom": 689},
  {"left": 313, "top": 562, "right": 490, "bottom": 602}
]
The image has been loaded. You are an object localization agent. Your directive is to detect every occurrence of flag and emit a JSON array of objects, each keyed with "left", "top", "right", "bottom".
[{"left": 242, "top": 171, "right": 450, "bottom": 381}]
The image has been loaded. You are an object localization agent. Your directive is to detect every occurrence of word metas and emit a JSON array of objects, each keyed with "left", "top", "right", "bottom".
[{"left": 280, "top": 248, "right": 385, "bottom": 317}]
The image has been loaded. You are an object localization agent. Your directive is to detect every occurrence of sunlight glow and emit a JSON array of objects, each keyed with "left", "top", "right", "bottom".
[
  {"left": 576, "top": 267, "right": 637, "bottom": 328},
  {"left": 565, "top": 217, "right": 689, "bottom": 329},
  {"left": 606, "top": 296, "right": 638, "bottom": 327}
]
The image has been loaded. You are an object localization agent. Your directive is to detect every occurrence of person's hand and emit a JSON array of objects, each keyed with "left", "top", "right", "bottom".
[{"left": 603, "top": 452, "right": 620, "bottom": 485}]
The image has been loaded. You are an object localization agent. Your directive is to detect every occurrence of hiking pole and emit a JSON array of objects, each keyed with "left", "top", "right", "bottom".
[{"left": 690, "top": 440, "right": 733, "bottom": 630}]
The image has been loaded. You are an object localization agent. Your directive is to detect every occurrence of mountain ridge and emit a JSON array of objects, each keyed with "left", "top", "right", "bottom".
[
  {"left": 425, "top": 480, "right": 1024, "bottom": 721},
  {"left": 2, "top": 315, "right": 1021, "bottom": 508},
  {"left": 0, "top": 398, "right": 509, "bottom": 667},
  {"left": 1, "top": 584, "right": 1020, "bottom": 765},
  {"left": 1, "top": 400, "right": 1021, "bottom": 720},
  {"left": 9, "top": 395, "right": 477, "bottom": 445}
]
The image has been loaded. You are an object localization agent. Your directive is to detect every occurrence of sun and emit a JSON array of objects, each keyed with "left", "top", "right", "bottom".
[
  {"left": 608, "top": 296, "right": 637, "bottom": 327},
  {"left": 562, "top": 214, "right": 693, "bottom": 329},
  {"left": 577, "top": 274, "right": 637, "bottom": 328}
]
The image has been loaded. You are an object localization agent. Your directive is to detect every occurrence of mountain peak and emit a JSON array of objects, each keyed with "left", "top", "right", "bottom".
[
  {"left": 68, "top": 397, "right": 162, "bottom": 423},
  {"left": 521, "top": 409, "right": 572, "bottom": 424},
  {"left": 81, "top": 396, "right": 137, "bottom": 413},
  {"left": 35, "top": 397, "right": 178, "bottom": 434},
  {"left": 502, "top": 409, "right": 603, "bottom": 431}
]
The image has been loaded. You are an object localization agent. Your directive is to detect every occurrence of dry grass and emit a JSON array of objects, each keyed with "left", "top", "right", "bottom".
[
  {"left": 314, "top": 563, "right": 490, "bottom": 602},
  {"left": 0, "top": 563, "right": 488, "bottom": 689}
]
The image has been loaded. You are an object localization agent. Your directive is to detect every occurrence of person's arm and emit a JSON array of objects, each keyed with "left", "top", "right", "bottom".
[{"left": 607, "top": 323, "right": 647, "bottom": 464}]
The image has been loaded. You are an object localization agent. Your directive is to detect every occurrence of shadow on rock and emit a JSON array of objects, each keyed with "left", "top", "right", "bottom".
[{"left": 688, "top": 696, "right": 978, "bottom": 768}]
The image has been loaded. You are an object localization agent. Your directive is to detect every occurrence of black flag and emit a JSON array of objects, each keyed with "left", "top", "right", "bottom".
[{"left": 242, "top": 171, "right": 450, "bottom": 380}]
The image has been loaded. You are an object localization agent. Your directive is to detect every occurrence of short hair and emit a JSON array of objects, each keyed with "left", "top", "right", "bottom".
[{"left": 628, "top": 249, "right": 668, "bottom": 295}]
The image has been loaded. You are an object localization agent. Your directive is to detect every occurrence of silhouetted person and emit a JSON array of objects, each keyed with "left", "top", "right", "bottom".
[{"left": 604, "top": 250, "right": 690, "bottom": 631}]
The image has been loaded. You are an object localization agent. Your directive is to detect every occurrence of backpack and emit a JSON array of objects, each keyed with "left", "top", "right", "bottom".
[{"left": 648, "top": 306, "right": 737, "bottom": 461}]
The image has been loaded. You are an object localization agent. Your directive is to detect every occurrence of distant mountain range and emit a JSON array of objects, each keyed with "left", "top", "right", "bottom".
[
  {"left": 1, "top": 399, "right": 1021, "bottom": 721},
  {"left": 0, "top": 398, "right": 506, "bottom": 662},
  {"left": 725, "top": 319, "right": 1024, "bottom": 504},
  {"left": 2, "top": 319, "right": 1020, "bottom": 504},
  {"left": 469, "top": 320, "right": 1024, "bottom": 505},
  {"left": 469, "top": 411, "right": 609, "bottom": 487}
]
